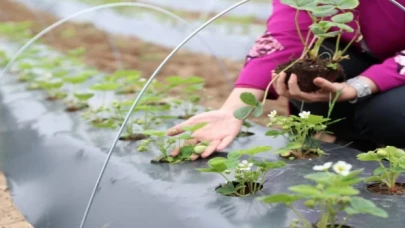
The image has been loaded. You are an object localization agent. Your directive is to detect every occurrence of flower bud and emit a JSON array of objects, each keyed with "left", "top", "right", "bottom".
[
  {"left": 376, "top": 149, "right": 387, "bottom": 156},
  {"left": 194, "top": 145, "right": 207, "bottom": 154},
  {"left": 304, "top": 200, "right": 316, "bottom": 208}
]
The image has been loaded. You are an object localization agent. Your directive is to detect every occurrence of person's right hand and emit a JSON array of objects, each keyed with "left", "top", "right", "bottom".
[{"left": 166, "top": 109, "right": 243, "bottom": 160}]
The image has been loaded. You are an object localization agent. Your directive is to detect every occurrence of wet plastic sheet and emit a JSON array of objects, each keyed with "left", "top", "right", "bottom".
[{"left": 1, "top": 69, "right": 405, "bottom": 228}]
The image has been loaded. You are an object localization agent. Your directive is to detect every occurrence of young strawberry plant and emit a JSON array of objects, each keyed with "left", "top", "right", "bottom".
[
  {"left": 143, "top": 123, "right": 209, "bottom": 163},
  {"left": 63, "top": 70, "right": 97, "bottom": 112},
  {"left": 38, "top": 80, "right": 67, "bottom": 101},
  {"left": 357, "top": 146, "right": 405, "bottom": 195},
  {"left": 259, "top": 161, "right": 388, "bottom": 228},
  {"left": 106, "top": 70, "right": 143, "bottom": 95},
  {"left": 197, "top": 146, "right": 286, "bottom": 197},
  {"left": 159, "top": 76, "right": 206, "bottom": 119},
  {"left": 235, "top": 91, "right": 341, "bottom": 159}
]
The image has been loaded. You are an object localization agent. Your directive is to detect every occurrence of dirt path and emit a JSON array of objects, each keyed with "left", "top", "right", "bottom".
[
  {"left": 0, "top": 173, "right": 32, "bottom": 228},
  {"left": 0, "top": 1, "right": 288, "bottom": 226}
]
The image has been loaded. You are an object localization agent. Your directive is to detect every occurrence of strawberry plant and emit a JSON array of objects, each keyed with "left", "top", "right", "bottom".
[
  {"left": 198, "top": 146, "right": 286, "bottom": 196},
  {"left": 260, "top": 161, "right": 388, "bottom": 228},
  {"left": 357, "top": 146, "right": 405, "bottom": 195}
]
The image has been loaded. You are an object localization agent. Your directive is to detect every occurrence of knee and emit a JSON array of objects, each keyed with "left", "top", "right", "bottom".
[{"left": 354, "top": 87, "right": 405, "bottom": 147}]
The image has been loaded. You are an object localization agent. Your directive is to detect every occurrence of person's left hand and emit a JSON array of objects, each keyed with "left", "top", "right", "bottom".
[{"left": 273, "top": 71, "right": 357, "bottom": 102}]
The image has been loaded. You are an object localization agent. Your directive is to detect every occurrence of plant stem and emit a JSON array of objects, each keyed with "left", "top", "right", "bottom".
[
  {"left": 288, "top": 205, "right": 312, "bottom": 228},
  {"left": 295, "top": 9, "right": 306, "bottom": 47},
  {"left": 337, "top": 215, "right": 352, "bottom": 228},
  {"left": 340, "top": 21, "right": 361, "bottom": 57},
  {"left": 333, "top": 31, "right": 343, "bottom": 61},
  {"left": 309, "top": 38, "right": 325, "bottom": 60},
  {"left": 219, "top": 173, "right": 230, "bottom": 183}
]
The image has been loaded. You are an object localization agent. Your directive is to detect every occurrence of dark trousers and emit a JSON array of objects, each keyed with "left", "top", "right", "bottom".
[{"left": 289, "top": 39, "right": 405, "bottom": 151}]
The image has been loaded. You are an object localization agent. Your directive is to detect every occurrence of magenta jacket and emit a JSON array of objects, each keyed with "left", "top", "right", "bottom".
[{"left": 235, "top": 0, "right": 405, "bottom": 99}]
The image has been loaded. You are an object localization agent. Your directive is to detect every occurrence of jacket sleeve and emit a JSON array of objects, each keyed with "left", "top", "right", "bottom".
[
  {"left": 235, "top": 0, "right": 312, "bottom": 99},
  {"left": 361, "top": 50, "right": 405, "bottom": 91}
]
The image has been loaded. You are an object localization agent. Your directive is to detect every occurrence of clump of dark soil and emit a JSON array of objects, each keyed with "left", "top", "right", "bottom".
[
  {"left": 275, "top": 58, "right": 345, "bottom": 93},
  {"left": 65, "top": 103, "right": 89, "bottom": 112},
  {"left": 237, "top": 131, "right": 255, "bottom": 137},
  {"left": 367, "top": 182, "right": 405, "bottom": 195},
  {"left": 279, "top": 150, "right": 319, "bottom": 160},
  {"left": 119, "top": 134, "right": 149, "bottom": 142}
]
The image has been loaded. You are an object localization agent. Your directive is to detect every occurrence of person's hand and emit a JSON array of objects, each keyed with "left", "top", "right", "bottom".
[
  {"left": 166, "top": 109, "right": 243, "bottom": 160},
  {"left": 273, "top": 72, "right": 357, "bottom": 102}
]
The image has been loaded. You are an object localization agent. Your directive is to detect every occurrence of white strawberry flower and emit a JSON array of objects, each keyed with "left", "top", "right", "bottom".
[
  {"left": 299, "top": 111, "right": 311, "bottom": 119},
  {"left": 333, "top": 161, "right": 352, "bottom": 176},
  {"left": 268, "top": 110, "right": 277, "bottom": 119},
  {"left": 313, "top": 162, "right": 333, "bottom": 171}
]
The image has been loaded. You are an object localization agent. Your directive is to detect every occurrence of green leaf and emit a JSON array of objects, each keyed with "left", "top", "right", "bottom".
[
  {"left": 216, "top": 182, "right": 236, "bottom": 195},
  {"left": 142, "top": 130, "right": 166, "bottom": 137},
  {"left": 39, "top": 81, "right": 63, "bottom": 90},
  {"left": 63, "top": 74, "right": 90, "bottom": 84},
  {"left": 348, "top": 196, "right": 388, "bottom": 218},
  {"left": 90, "top": 83, "right": 120, "bottom": 91},
  {"left": 311, "top": 5, "right": 338, "bottom": 17},
  {"left": 253, "top": 103, "right": 263, "bottom": 117},
  {"left": 240, "top": 92, "right": 257, "bottom": 106},
  {"left": 364, "top": 176, "right": 382, "bottom": 183},
  {"left": 280, "top": 0, "right": 316, "bottom": 10},
  {"left": 273, "top": 142, "right": 302, "bottom": 155},
  {"left": 259, "top": 193, "right": 303, "bottom": 205},
  {"left": 252, "top": 160, "right": 286, "bottom": 169},
  {"left": 181, "top": 122, "right": 207, "bottom": 132},
  {"left": 74, "top": 93, "right": 94, "bottom": 101},
  {"left": 336, "top": 0, "right": 359, "bottom": 10},
  {"left": 373, "top": 167, "right": 386, "bottom": 176},
  {"left": 265, "top": 129, "right": 283, "bottom": 137},
  {"left": 304, "top": 172, "right": 336, "bottom": 184},
  {"left": 357, "top": 151, "right": 383, "bottom": 161},
  {"left": 289, "top": 185, "right": 323, "bottom": 197},
  {"left": 227, "top": 151, "right": 242, "bottom": 161},
  {"left": 325, "top": 186, "right": 359, "bottom": 195},
  {"left": 318, "top": 31, "right": 342, "bottom": 38},
  {"left": 234, "top": 146, "right": 272, "bottom": 156},
  {"left": 175, "top": 134, "right": 193, "bottom": 140},
  {"left": 178, "top": 145, "right": 195, "bottom": 159},
  {"left": 205, "top": 157, "right": 228, "bottom": 173},
  {"left": 334, "top": 22, "right": 354, "bottom": 32},
  {"left": 233, "top": 106, "right": 253, "bottom": 120},
  {"left": 331, "top": 12, "right": 354, "bottom": 23}
]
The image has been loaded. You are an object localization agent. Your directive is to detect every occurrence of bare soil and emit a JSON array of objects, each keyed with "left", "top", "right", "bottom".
[
  {"left": 0, "top": 172, "right": 32, "bottom": 228},
  {"left": 367, "top": 182, "right": 405, "bottom": 195}
]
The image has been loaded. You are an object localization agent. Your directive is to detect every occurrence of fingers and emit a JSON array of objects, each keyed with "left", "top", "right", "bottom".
[
  {"left": 200, "top": 140, "right": 221, "bottom": 159},
  {"left": 274, "top": 72, "right": 288, "bottom": 96},
  {"left": 170, "top": 146, "right": 180, "bottom": 156},
  {"left": 313, "top": 77, "right": 337, "bottom": 92},
  {"left": 166, "top": 119, "right": 195, "bottom": 136},
  {"left": 287, "top": 74, "right": 302, "bottom": 97},
  {"left": 216, "top": 135, "right": 234, "bottom": 151}
]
